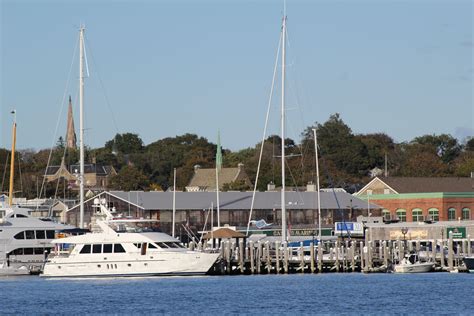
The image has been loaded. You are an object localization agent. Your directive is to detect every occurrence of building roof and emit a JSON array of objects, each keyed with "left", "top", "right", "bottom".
[
  {"left": 355, "top": 176, "right": 474, "bottom": 196},
  {"left": 186, "top": 165, "right": 250, "bottom": 191},
  {"left": 69, "top": 190, "right": 379, "bottom": 212},
  {"left": 378, "top": 177, "right": 474, "bottom": 193}
]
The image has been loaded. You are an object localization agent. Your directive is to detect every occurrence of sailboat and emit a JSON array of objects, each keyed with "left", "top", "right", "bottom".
[
  {"left": 245, "top": 8, "right": 302, "bottom": 243},
  {"left": 42, "top": 26, "right": 219, "bottom": 277}
]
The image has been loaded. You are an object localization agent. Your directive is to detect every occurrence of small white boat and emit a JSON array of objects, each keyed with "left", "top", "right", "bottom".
[{"left": 393, "top": 254, "right": 434, "bottom": 273}]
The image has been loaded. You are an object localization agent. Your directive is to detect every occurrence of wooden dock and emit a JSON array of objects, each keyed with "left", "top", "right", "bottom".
[{"left": 194, "top": 233, "right": 472, "bottom": 275}]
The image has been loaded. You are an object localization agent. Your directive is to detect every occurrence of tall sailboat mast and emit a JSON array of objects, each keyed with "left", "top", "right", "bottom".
[
  {"left": 79, "top": 26, "right": 85, "bottom": 229},
  {"left": 8, "top": 110, "right": 17, "bottom": 206},
  {"left": 280, "top": 14, "right": 287, "bottom": 243},
  {"left": 313, "top": 129, "right": 321, "bottom": 242}
]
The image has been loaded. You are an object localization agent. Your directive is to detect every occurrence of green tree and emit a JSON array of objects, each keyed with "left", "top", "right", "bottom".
[
  {"left": 109, "top": 166, "right": 149, "bottom": 191},
  {"left": 105, "top": 133, "right": 144, "bottom": 155},
  {"left": 412, "top": 134, "right": 461, "bottom": 163}
]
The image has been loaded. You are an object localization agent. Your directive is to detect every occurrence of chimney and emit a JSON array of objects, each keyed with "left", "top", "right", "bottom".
[
  {"left": 194, "top": 165, "right": 201, "bottom": 172},
  {"left": 267, "top": 181, "right": 276, "bottom": 191},
  {"left": 306, "top": 181, "right": 316, "bottom": 192},
  {"left": 238, "top": 163, "right": 244, "bottom": 171}
]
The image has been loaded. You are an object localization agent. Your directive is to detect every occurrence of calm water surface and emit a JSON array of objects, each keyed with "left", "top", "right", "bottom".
[{"left": 1, "top": 273, "right": 472, "bottom": 315}]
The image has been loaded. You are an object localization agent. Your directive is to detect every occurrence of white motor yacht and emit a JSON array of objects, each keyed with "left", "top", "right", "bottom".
[
  {"left": 42, "top": 202, "right": 220, "bottom": 278},
  {"left": 0, "top": 206, "right": 73, "bottom": 275},
  {"left": 393, "top": 253, "right": 434, "bottom": 273}
]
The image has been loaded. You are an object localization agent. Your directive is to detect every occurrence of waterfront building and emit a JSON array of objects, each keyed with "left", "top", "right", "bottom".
[
  {"left": 355, "top": 176, "right": 474, "bottom": 222},
  {"left": 65, "top": 190, "right": 380, "bottom": 238}
]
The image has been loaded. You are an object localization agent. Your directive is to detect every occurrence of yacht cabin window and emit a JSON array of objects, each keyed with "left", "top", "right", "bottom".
[
  {"left": 148, "top": 243, "right": 157, "bottom": 249},
  {"left": 80, "top": 244, "right": 92, "bottom": 254},
  {"left": 36, "top": 230, "right": 46, "bottom": 239},
  {"left": 25, "top": 230, "right": 35, "bottom": 239},
  {"left": 92, "top": 244, "right": 102, "bottom": 253},
  {"left": 22, "top": 248, "right": 33, "bottom": 255},
  {"left": 46, "top": 230, "right": 55, "bottom": 239},
  {"left": 103, "top": 244, "right": 113, "bottom": 253},
  {"left": 14, "top": 231, "right": 25, "bottom": 239},
  {"left": 114, "top": 244, "right": 126, "bottom": 253}
]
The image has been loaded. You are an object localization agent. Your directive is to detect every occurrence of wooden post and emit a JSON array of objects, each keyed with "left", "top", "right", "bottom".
[
  {"left": 431, "top": 240, "right": 436, "bottom": 264},
  {"left": 383, "top": 242, "right": 389, "bottom": 267},
  {"left": 468, "top": 235, "right": 472, "bottom": 256},
  {"left": 239, "top": 239, "right": 244, "bottom": 273},
  {"left": 448, "top": 231, "right": 454, "bottom": 271},
  {"left": 439, "top": 239, "right": 445, "bottom": 268},
  {"left": 283, "top": 241, "right": 289, "bottom": 274},
  {"left": 310, "top": 242, "right": 315, "bottom": 273},
  {"left": 275, "top": 241, "right": 280, "bottom": 274},
  {"left": 266, "top": 242, "right": 272, "bottom": 274},
  {"left": 256, "top": 242, "right": 262, "bottom": 274},
  {"left": 367, "top": 241, "right": 373, "bottom": 271},
  {"left": 299, "top": 242, "right": 305, "bottom": 273},
  {"left": 249, "top": 241, "right": 255, "bottom": 274},
  {"left": 318, "top": 242, "right": 323, "bottom": 273},
  {"left": 335, "top": 241, "right": 340, "bottom": 272},
  {"left": 359, "top": 241, "right": 364, "bottom": 272},
  {"left": 351, "top": 241, "right": 355, "bottom": 272},
  {"left": 399, "top": 240, "right": 405, "bottom": 263}
]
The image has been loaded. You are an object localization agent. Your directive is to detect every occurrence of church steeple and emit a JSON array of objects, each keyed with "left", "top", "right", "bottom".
[{"left": 66, "top": 95, "right": 77, "bottom": 149}]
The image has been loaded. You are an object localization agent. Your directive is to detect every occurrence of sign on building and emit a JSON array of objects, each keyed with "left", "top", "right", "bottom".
[
  {"left": 334, "top": 222, "right": 364, "bottom": 236},
  {"left": 447, "top": 227, "right": 466, "bottom": 239}
]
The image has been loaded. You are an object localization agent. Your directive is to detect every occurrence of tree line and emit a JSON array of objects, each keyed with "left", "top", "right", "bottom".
[{"left": 1, "top": 113, "right": 473, "bottom": 199}]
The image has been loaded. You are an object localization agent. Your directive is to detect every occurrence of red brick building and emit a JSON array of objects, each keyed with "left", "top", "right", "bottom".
[{"left": 355, "top": 177, "right": 474, "bottom": 222}]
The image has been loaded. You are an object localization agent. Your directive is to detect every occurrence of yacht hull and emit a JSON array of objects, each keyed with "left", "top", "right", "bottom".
[{"left": 42, "top": 251, "right": 219, "bottom": 277}]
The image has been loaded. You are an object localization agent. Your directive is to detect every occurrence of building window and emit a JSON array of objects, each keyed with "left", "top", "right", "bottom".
[
  {"left": 462, "top": 208, "right": 471, "bottom": 220},
  {"left": 396, "top": 209, "right": 406, "bottom": 222},
  {"left": 412, "top": 208, "right": 423, "bottom": 222},
  {"left": 448, "top": 208, "right": 456, "bottom": 221},
  {"left": 382, "top": 209, "right": 390, "bottom": 220},
  {"left": 428, "top": 208, "right": 439, "bottom": 222}
]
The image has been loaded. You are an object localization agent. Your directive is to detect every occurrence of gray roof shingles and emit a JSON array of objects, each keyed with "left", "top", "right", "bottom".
[
  {"left": 379, "top": 177, "right": 474, "bottom": 193},
  {"left": 109, "top": 190, "right": 378, "bottom": 211}
]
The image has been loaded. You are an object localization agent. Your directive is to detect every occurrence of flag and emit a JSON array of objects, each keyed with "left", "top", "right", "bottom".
[{"left": 216, "top": 130, "right": 222, "bottom": 172}]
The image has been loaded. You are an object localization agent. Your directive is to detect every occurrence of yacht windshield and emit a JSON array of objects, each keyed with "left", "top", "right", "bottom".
[{"left": 109, "top": 221, "right": 161, "bottom": 233}]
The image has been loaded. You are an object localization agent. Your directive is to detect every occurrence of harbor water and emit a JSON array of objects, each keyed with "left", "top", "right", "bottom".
[{"left": 1, "top": 274, "right": 472, "bottom": 315}]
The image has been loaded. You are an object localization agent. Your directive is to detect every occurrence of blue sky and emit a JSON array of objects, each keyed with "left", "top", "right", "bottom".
[{"left": 1, "top": 0, "right": 472, "bottom": 152}]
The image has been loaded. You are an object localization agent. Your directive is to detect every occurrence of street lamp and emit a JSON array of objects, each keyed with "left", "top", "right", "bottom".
[{"left": 401, "top": 227, "right": 408, "bottom": 246}]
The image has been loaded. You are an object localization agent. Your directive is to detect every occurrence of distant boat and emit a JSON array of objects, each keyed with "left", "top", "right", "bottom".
[
  {"left": 463, "top": 256, "right": 474, "bottom": 273},
  {"left": 393, "top": 253, "right": 434, "bottom": 273}
]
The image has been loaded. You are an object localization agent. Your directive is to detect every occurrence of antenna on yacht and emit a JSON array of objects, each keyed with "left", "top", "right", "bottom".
[
  {"left": 280, "top": 9, "right": 287, "bottom": 243},
  {"left": 8, "top": 110, "right": 17, "bottom": 206},
  {"left": 79, "top": 25, "right": 85, "bottom": 229}
]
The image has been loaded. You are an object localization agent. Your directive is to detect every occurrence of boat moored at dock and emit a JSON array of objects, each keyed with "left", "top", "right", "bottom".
[
  {"left": 463, "top": 256, "right": 474, "bottom": 273},
  {"left": 42, "top": 200, "right": 220, "bottom": 278}
]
